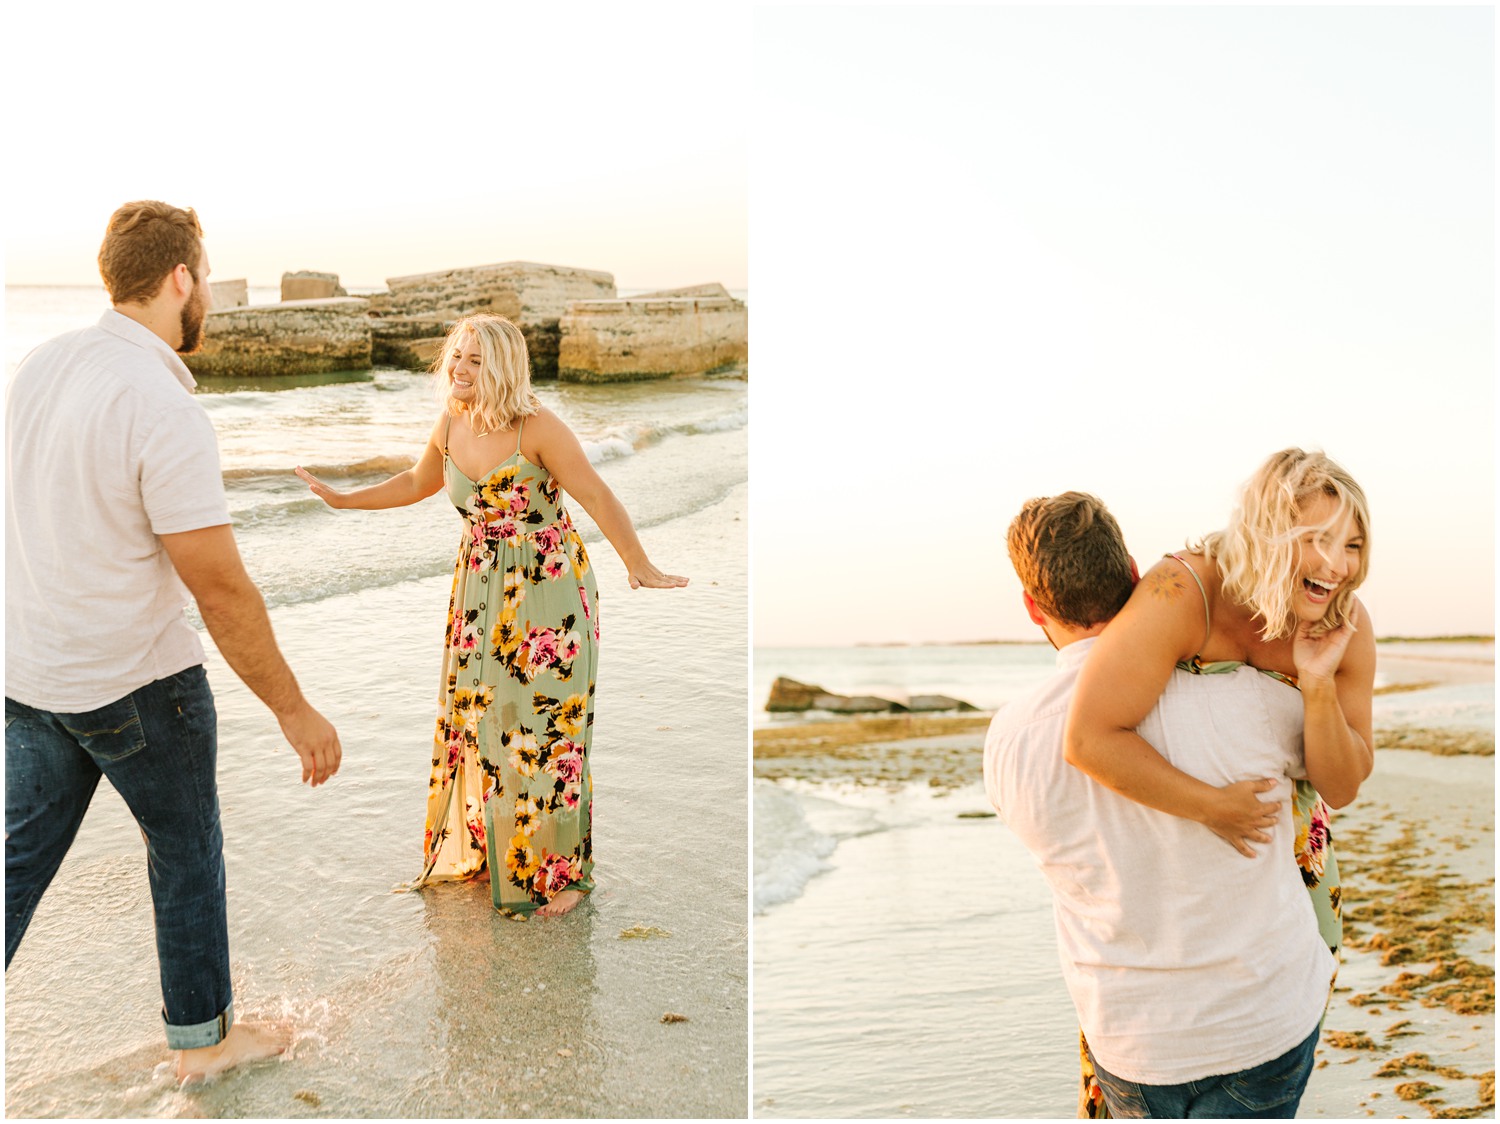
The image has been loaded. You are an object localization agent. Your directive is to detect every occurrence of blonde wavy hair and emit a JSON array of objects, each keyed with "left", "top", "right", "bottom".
[
  {"left": 1195, "top": 448, "right": 1370, "bottom": 641},
  {"left": 433, "top": 313, "right": 539, "bottom": 434}
]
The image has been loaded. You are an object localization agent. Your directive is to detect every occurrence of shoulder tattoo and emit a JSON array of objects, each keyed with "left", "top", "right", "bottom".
[{"left": 1145, "top": 567, "right": 1190, "bottom": 600}]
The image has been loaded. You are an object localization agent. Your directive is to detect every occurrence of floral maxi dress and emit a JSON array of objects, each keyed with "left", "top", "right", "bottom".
[{"left": 411, "top": 421, "right": 599, "bottom": 917}]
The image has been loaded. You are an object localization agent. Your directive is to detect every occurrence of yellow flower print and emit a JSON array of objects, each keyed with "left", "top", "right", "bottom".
[
  {"left": 450, "top": 685, "right": 493, "bottom": 731},
  {"left": 514, "top": 794, "right": 544, "bottom": 836},
  {"left": 556, "top": 694, "right": 587, "bottom": 738},
  {"left": 502, "top": 567, "right": 527, "bottom": 610},
  {"left": 491, "top": 608, "right": 522, "bottom": 661},
  {"left": 477, "top": 465, "right": 523, "bottom": 510},
  {"left": 507, "top": 730, "right": 541, "bottom": 777},
  {"left": 504, "top": 833, "right": 538, "bottom": 879}
]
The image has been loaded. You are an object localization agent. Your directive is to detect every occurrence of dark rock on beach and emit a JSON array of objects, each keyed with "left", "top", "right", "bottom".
[
  {"left": 765, "top": 676, "right": 962, "bottom": 715},
  {"left": 907, "top": 694, "right": 979, "bottom": 713}
]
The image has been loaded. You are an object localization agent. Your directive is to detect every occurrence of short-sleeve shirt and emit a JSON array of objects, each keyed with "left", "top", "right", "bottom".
[
  {"left": 6, "top": 309, "right": 231, "bottom": 711},
  {"left": 982, "top": 636, "right": 1336, "bottom": 1086}
]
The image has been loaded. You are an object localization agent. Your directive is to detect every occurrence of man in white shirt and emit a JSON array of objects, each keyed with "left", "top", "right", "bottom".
[
  {"left": 982, "top": 493, "right": 1335, "bottom": 1118},
  {"left": 6, "top": 201, "right": 343, "bottom": 1082}
]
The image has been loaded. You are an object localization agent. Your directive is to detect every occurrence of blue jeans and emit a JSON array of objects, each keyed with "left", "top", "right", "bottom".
[
  {"left": 1087, "top": 1024, "right": 1321, "bottom": 1118},
  {"left": 6, "top": 665, "right": 234, "bottom": 1049}
]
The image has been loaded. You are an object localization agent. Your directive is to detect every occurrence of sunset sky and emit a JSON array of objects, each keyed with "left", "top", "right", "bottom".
[
  {"left": 6, "top": 5, "right": 1492, "bottom": 648},
  {"left": 3, "top": 3, "right": 747, "bottom": 291},
  {"left": 752, "top": 5, "right": 1493, "bottom": 646}
]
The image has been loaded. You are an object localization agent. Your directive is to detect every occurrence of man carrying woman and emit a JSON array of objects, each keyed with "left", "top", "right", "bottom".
[{"left": 984, "top": 458, "right": 1372, "bottom": 1118}]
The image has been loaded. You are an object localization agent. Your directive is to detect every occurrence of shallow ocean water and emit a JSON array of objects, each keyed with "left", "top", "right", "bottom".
[{"left": 5, "top": 287, "right": 749, "bottom": 1117}]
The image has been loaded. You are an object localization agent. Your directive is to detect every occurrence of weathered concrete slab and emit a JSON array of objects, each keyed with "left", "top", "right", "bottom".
[
  {"left": 209, "top": 279, "right": 248, "bottom": 309},
  {"left": 630, "top": 282, "right": 732, "bottom": 300},
  {"left": 186, "top": 297, "right": 372, "bottom": 377},
  {"left": 281, "top": 270, "right": 346, "bottom": 301},
  {"left": 369, "top": 314, "right": 451, "bottom": 370},
  {"left": 558, "top": 293, "right": 747, "bottom": 382},
  {"left": 369, "top": 261, "right": 616, "bottom": 378}
]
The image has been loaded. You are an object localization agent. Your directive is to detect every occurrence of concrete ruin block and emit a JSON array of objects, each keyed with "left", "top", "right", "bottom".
[
  {"left": 209, "top": 279, "right": 248, "bottom": 309},
  {"left": 630, "top": 282, "right": 732, "bottom": 300},
  {"left": 281, "top": 270, "right": 346, "bottom": 302},
  {"left": 186, "top": 297, "right": 372, "bottom": 377},
  {"left": 377, "top": 261, "right": 616, "bottom": 377},
  {"left": 558, "top": 294, "right": 748, "bottom": 383}
]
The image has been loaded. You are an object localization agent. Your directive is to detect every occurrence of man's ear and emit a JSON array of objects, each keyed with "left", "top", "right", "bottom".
[
  {"left": 1128, "top": 555, "right": 1140, "bottom": 585},
  {"left": 1021, "top": 590, "right": 1048, "bottom": 627},
  {"left": 168, "top": 262, "right": 194, "bottom": 299}
]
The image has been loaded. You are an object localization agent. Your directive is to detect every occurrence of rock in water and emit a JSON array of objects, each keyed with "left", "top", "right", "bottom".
[
  {"left": 815, "top": 694, "right": 908, "bottom": 714},
  {"left": 187, "top": 298, "right": 372, "bottom": 377},
  {"left": 558, "top": 290, "right": 748, "bottom": 382},
  {"left": 907, "top": 694, "right": 979, "bottom": 712},
  {"left": 370, "top": 261, "right": 616, "bottom": 378},
  {"left": 766, "top": 677, "right": 828, "bottom": 712}
]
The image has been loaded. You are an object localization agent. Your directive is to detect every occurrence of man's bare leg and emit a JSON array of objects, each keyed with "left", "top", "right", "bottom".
[{"left": 175, "top": 1021, "right": 289, "bottom": 1083}]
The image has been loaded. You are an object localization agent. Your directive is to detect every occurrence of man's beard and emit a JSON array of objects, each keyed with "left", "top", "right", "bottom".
[{"left": 177, "top": 282, "right": 206, "bottom": 354}]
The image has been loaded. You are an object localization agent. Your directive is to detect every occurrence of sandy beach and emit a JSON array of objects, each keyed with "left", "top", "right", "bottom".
[{"left": 753, "top": 643, "right": 1494, "bottom": 1119}]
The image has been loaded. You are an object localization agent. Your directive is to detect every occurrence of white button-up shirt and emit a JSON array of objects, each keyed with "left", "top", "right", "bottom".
[{"left": 6, "top": 309, "right": 231, "bottom": 711}]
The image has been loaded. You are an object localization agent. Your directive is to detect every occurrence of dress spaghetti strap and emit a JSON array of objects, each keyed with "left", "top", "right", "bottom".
[
  {"left": 442, "top": 413, "right": 453, "bottom": 457},
  {"left": 514, "top": 415, "right": 526, "bottom": 456},
  {"left": 1166, "top": 553, "right": 1212, "bottom": 659}
]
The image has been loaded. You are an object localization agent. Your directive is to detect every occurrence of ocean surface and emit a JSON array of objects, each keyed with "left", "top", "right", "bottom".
[
  {"left": 4, "top": 285, "right": 749, "bottom": 1117},
  {"left": 752, "top": 640, "right": 1495, "bottom": 1118}
]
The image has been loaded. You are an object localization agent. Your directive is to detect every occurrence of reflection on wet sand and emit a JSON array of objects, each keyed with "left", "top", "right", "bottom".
[{"left": 404, "top": 878, "right": 603, "bottom": 1117}]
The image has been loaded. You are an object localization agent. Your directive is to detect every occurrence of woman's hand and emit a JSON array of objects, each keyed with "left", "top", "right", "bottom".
[
  {"left": 1292, "top": 603, "right": 1361, "bottom": 688},
  {"left": 1203, "top": 777, "right": 1283, "bottom": 856},
  {"left": 294, "top": 466, "right": 347, "bottom": 509},
  {"left": 627, "top": 560, "right": 689, "bottom": 590}
]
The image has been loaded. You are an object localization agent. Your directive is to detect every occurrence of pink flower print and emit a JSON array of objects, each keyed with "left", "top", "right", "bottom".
[
  {"left": 547, "top": 746, "right": 584, "bottom": 784},
  {"left": 533, "top": 524, "right": 564, "bottom": 556},
  {"left": 578, "top": 587, "right": 592, "bottom": 620},
  {"left": 507, "top": 486, "right": 529, "bottom": 514},
  {"left": 456, "top": 618, "right": 482, "bottom": 653},
  {"left": 522, "top": 626, "right": 565, "bottom": 677},
  {"left": 532, "top": 852, "right": 576, "bottom": 897},
  {"left": 466, "top": 799, "right": 486, "bottom": 851},
  {"left": 542, "top": 551, "right": 569, "bottom": 580},
  {"left": 561, "top": 782, "right": 582, "bottom": 809}
]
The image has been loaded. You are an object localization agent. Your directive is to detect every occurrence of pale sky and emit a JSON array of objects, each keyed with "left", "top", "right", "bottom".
[
  {"left": 751, "top": 5, "right": 1494, "bottom": 646},
  {"left": 3, "top": 3, "right": 747, "bottom": 291}
]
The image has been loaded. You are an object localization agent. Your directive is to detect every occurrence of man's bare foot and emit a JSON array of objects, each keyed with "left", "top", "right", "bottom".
[
  {"left": 175, "top": 1021, "right": 289, "bottom": 1083},
  {"left": 536, "top": 889, "right": 586, "bottom": 918}
]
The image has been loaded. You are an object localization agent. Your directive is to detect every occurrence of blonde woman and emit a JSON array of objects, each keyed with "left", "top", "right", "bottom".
[
  {"left": 1064, "top": 448, "right": 1373, "bottom": 1116},
  {"left": 296, "top": 314, "right": 686, "bottom": 918}
]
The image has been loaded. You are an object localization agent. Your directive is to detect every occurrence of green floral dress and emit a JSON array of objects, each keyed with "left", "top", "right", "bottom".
[{"left": 410, "top": 418, "right": 599, "bottom": 917}]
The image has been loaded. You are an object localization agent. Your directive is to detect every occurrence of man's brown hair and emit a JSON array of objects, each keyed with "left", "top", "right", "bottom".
[
  {"left": 1007, "top": 492, "right": 1134, "bottom": 629},
  {"left": 98, "top": 201, "right": 203, "bottom": 305}
]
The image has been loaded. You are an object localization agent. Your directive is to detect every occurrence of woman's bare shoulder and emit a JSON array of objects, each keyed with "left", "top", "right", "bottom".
[{"left": 1138, "top": 551, "right": 1215, "bottom": 602}]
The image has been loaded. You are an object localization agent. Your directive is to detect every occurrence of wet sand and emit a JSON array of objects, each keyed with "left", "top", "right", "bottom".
[
  {"left": 6, "top": 483, "right": 748, "bottom": 1119},
  {"left": 754, "top": 652, "right": 1494, "bottom": 1118}
]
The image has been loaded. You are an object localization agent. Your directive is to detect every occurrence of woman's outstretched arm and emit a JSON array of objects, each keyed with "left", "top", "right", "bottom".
[
  {"left": 528, "top": 408, "right": 687, "bottom": 589},
  {"left": 1293, "top": 599, "right": 1375, "bottom": 808},
  {"left": 295, "top": 415, "right": 447, "bottom": 510},
  {"left": 1063, "top": 557, "right": 1282, "bottom": 856}
]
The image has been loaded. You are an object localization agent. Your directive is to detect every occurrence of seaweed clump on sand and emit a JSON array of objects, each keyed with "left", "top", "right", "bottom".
[
  {"left": 1372, "top": 726, "right": 1496, "bottom": 757},
  {"left": 1327, "top": 804, "right": 1496, "bottom": 1119},
  {"left": 1339, "top": 822, "right": 1495, "bottom": 1017}
]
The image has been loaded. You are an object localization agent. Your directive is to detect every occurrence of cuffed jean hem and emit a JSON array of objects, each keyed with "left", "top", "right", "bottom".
[{"left": 164, "top": 1000, "right": 234, "bottom": 1050}]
